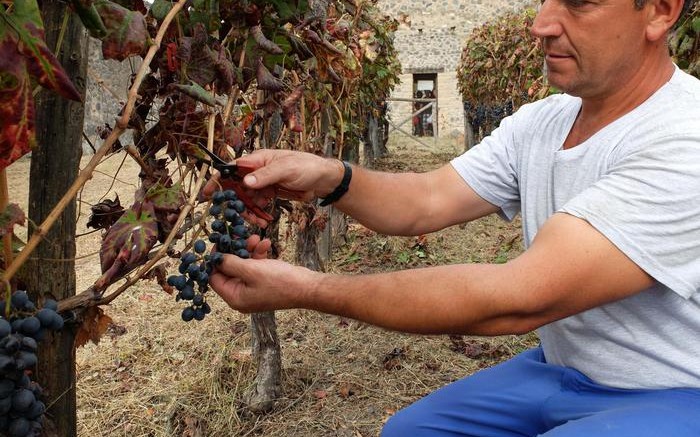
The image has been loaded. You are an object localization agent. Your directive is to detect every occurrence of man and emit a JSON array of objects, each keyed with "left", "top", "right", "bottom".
[{"left": 208, "top": 0, "right": 700, "bottom": 435}]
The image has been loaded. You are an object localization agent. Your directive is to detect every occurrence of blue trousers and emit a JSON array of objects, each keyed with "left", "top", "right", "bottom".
[{"left": 382, "top": 348, "right": 700, "bottom": 436}]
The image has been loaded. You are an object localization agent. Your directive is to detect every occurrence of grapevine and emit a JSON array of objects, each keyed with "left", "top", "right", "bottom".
[{"left": 457, "top": 8, "right": 552, "bottom": 140}]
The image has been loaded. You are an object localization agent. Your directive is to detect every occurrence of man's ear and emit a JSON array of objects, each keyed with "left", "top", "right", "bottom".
[{"left": 645, "top": 0, "right": 685, "bottom": 41}]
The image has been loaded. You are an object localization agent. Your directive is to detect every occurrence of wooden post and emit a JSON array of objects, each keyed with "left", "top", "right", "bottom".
[
  {"left": 26, "top": 3, "right": 88, "bottom": 435},
  {"left": 244, "top": 98, "right": 283, "bottom": 414}
]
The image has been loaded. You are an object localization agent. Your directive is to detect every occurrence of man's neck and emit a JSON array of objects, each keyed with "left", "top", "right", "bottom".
[{"left": 563, "top": 58, "right": 675, "bottom": 150}]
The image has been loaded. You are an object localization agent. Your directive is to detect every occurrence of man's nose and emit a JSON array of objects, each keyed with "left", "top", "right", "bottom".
[{"left": 531, "top": 0, "right": 564, "bottom": 39}]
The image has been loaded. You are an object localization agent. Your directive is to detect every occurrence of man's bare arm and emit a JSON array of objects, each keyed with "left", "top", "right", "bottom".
[
  {"left": 211, "top": 213, "right": 654, "bottom": 335},
  {"left": 232, "top": 150, "right": 499, "bottom": 236}
]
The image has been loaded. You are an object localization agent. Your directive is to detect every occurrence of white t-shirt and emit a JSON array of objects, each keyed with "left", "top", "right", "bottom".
[{"left": 450, "top": 67, "right": 700, "bottom": 389}]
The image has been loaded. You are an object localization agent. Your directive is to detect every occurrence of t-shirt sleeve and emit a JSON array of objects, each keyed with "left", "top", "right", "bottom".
[
  {"left": 560, "top": 135, "right": 700, "bottom": 299},
  {"left": 450, "top": 113, "right": 522, "bottom": 221}
]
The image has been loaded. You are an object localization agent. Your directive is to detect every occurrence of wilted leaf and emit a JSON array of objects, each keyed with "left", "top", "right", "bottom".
[
  {"left": 75, "top": 306, "right": 113, "bottom": 348},
  {"left": 255, "top": 58, "right": 284, "bottom": 91},
  {"left": 0, "top": 204, "right": 26, "bottom": 238},
  {"left": 87, "top": 196, "right": 124, "bottom": 230},
  {"left": 95, "top": 0, "right": 150, "bottom": 61},
  {"left": 96, "top": 203, "right": 158, "bottom": 289},
  {"left": 251, "top": 25, "right": 283, "bottom": 54}
]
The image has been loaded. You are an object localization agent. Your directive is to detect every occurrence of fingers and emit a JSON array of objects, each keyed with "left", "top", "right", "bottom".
[
  {"left": 247, "top": 236, "right": 272, "bottom": 259},
  {"left": 202, "top": 172, "right": 222, "bottom": 199}
]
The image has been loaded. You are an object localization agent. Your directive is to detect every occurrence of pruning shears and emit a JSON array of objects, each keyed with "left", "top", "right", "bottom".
[
  {"left": 196, "top": 145, "right": 274, "bottom": 222},
  {"left": 196, "top": 145, "right": 306, "bottom": 225}
]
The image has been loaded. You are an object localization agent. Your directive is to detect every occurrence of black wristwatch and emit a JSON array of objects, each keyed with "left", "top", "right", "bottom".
[{"left": 319, "top": 160, "right": 352, "bottom": 206}]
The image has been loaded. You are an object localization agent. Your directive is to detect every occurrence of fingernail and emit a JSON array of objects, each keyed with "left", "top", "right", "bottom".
[{"left": 244, "top": 174, "right": 257, "bottom": 186}]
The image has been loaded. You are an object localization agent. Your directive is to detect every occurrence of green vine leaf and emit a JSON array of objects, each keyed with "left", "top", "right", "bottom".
[{"left": 170, "top": 81, "right": 216, "bottom": 106}]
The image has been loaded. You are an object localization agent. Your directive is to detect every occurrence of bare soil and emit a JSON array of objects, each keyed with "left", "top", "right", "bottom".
[{"left": 6, "top": 134, "right": 534, "bottom": 437}]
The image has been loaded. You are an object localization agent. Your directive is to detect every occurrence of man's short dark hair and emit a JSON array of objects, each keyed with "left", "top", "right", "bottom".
[{"left": 634, "top": 0, "right": 694, "bottom": 16}]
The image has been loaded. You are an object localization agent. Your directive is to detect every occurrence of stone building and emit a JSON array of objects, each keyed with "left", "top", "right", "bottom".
[
  {"left": 83, "top": 1, "right": 536, "bottom": 152},
  {"left": 377, "top": 0, "right": 535, "bottom": 138}
]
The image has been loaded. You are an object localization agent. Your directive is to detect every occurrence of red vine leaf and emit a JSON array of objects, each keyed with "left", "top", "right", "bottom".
[
  {"left": 95, "top": 0, "right": 150, "bottom": 61},
  {"left": 0, "top": 0, "right": 81, "bottom": 168},
  {"left": 96, "top": 203, "right": 158, "bottom": 290},
  {"left": 0, "top": 204, "right": 26, "bottom": 238},
  {"left": 75, "top": 306, "right": 113, "bottom": 348}
]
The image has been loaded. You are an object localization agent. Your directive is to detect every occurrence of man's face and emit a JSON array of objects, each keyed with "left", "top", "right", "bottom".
[{"left": 531, "top": 0, "right": 651, "bottom": 98}]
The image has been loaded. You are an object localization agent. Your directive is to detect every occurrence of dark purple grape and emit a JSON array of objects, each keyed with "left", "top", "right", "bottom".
[
  {"left": 0, "top": 355, "right": 14, "bottom": 373},
  {"left": 35, "top": 309, "right": 54, "bottom": 328},
  {"left": 193, "top": 239, "right": 207, "bottom": 254},
  {"left": 15, "top": 351, "right": 37, "bottom": 370},
  {"left": 181, "top": 252, "right": 197, "bottom": 265},
  {"left": 20, "top": 337, "right": 37, "bottom": 352},
  {"left": 20, "top": 317, "right": 41, "bottom": 336},
  {"left": 180, "top": 286, "right": 195, "bottom": 301},
  {"left": 235, "top": 249, "right": 250, "bottom": 259},
  {"left": 208, "top": 232, "right": 221, "bottom": 244},
  {"left": 193, "top": 307, "right": 206, "bottom": 321},
  {"left": 49, "top": 312, "right": 64, "bottom": 331},
  {"left": 193, "top": 295, "right": 204, "bottom": 306},
  {"left": 223, "top": 190, "right": 237, "bottom": 201},
  {"left": 212, "top": 191, "right": 226, "bottom": 204},
  {"left": 211, "top": 219, "right": 227, "bottom": 233},
  {"left": 181, "top": 307, "right": 195, "bottom": 322},
  {"left": 11, "top": 389, "right": 34, "bottom": 412},
  {"left": 0, "top": 379, "right": 13, "bottom": 398},
  {"left": 232, "top": 239, "right": 246, "bottom": 251},
  {"left": 10, "top": 291, "right": 28, "bottom": 310},
  {"left": 187, "top": 264, "right": 201, "bottom": 279},
  {"left": 7, "top": 417, "right": 30, "bottom": 437},
  {"left": 231, "top": 225, "right": 249, "bottom": 238},
  {"left": 211, "top": 252, "right": 224, "bottom": 265},
  {"left": 0, "top": 319, "right": 10, "bottom": 338},
  {"left": 230, "top": 199, "right": 245, "bottom": 213},
  {"left": 224, "top": 208, "right": 238, "bottom": 222},
  {"left": 202, "top": 302, "right": 212, "bottom": 314},
  {"left": 198, "top": 273, "right": 209, "bottom": 284},
  {"left": 26, "top": 400, "right": 45, "bottom": 420},
  {"left": 218, "top": 235, "right": 232, "bottom": 253},
  {"left": 42, "top": 299, "right": 58, "bottom": 311},
  {"left": 208, "top": 205, "right": 222, "bottom": 216},
  {"left": 178, "top": 263, "right": 188, "bottom": 274},
  {"left": 0, "top": 395, "right": 10, "bottom": 415}
]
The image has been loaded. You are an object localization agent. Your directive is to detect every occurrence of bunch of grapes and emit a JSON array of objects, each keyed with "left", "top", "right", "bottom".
[
  {"left": 168, "top": 189, "right": 252, "bottom": 322},
  {"left": 0, "top": 290, "right": 65, "bottom": 437}
]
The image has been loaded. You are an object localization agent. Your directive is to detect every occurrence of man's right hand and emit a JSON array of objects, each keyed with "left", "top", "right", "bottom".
[{"left": 203, "top": 149, "right": 345, "bottom": 206}]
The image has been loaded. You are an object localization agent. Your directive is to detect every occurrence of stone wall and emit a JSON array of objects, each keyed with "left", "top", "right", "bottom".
[
  {"left": 377, "top": 0, "right": 536, "bottom": 137},
  {"left": 84, "top": 38, "right": 137, "bottom": 153}
]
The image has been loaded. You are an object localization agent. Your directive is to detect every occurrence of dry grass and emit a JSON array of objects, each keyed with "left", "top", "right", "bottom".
[{"left": 7, "top": 134, "right": 535, "bottom": 436}]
